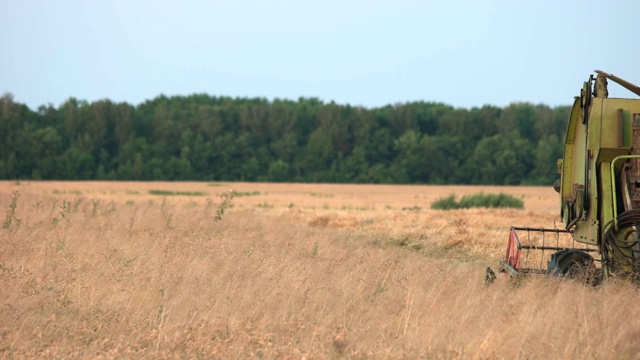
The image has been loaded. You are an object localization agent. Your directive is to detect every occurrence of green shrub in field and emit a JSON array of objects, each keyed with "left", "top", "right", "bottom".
[
  {"left": 431, "top": 193, "right": 523, "bottom": 210},
  {"left": 430, "top": 195, "right": 459, "bottom": 210}
]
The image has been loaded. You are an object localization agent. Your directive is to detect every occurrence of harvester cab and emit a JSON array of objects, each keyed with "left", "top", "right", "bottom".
[{"left": 495, "top": 70, "right": 640, "bottom": 284}]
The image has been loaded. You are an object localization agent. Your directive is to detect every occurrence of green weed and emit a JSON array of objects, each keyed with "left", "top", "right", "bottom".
[
  {"left": 234, "top": 191, "right": 261, "bottom": 197},
  {"left": 3, "top": 190, "right": 21, "bottom": 229},
  {"left": 356, "top": 206, "right": 375, "bottom": 211},
  {"left": 53, "top": 190, "right": 82, "bottom": 195},
  {"left": 91, "top": 199, "right": 100, "bottom": 217},
  {"left": 257, "top": 203, "right": 274, "bottom": 209},
  {"left": 160, "top": 196, "right": 173, "bottom": 228},
  {"left": 310, "top": 192, "right": 334, "bottom": 198},
  {"left": 60, "top": 295, "right": 72, "bottom": 307},
  {"left": 56, "top": 238, "right": 66, "bottom": 251},
  {"left": 71, "top": 194, "right": 84, "bottom": 212},
  {"left": 104, "top": 201, "right": 117, "bottom": 215},
  {"left": 402, "top": 206, "right": 421, "bottom": 211},
  {"left": 120, "top": 257, "right": 136, "bottom": 268},
  {"left": 149, "top": 190, "right": 207, "bottom": 196},
  {"left": 52, "top": 199, "right": 69, "bottom": 223},
  {"left": 215, "top": 190, "right": 235, "bottom": 221}
]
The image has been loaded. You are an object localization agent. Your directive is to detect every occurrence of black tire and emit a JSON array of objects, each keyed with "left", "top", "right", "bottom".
[{"left": 547, "top": 250, "right": 597, "bottom": 283}]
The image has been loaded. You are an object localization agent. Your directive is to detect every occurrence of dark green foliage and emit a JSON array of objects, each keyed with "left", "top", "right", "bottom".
[
  {"left": 0, "top": 92, "right": 569, "bottom": 185},
  {"left": 431, "top": 193, "right": 524, "bottom": 210}
]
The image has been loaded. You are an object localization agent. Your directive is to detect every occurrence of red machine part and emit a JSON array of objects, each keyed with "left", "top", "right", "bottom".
[{"left": 505, "top": 227, "right": 522, "bottom": 271}]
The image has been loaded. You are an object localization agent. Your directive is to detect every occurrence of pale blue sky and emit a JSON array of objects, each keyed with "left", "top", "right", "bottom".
[{"left": 2, "top": 0, "right": 639, "bottom": 110}]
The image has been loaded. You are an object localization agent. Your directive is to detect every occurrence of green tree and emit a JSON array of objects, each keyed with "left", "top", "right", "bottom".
[
  {"left": 58, "top": 147, "right": 95, "bottom": 179},
  {"left": 266, "top": 159, "right": 292, "bottom": 182},
  {"left": 499, "top": 103, "right": 538, "bottom": 141},
  {"left": 391, "top": 130, "right": 423, "bottom": 183},
  {"left": 299, "top": 128, "right": 334, "bottom": 181},
  {"left": 422, "top": 136, "right": 466, "bottom": 184},
  {"left": 530, "top": 135, "right": 562, "bottom": 185},
  {"left": 465, "top": 134, "right": 532, "bottom": 185}
]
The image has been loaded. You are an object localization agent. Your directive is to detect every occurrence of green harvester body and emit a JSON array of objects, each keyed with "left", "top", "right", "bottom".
[{"left": 495, "top": 71, "right": 640, "bottom": 283}]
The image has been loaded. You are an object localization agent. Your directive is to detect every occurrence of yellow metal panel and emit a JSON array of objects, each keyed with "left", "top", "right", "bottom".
[
  {"left": 600, "top": 98, "right": 634, "bottom": 149},
  {"left": 599, "top": 162, "right": 614, "bottom": 234},
  {"left": 602, "top": 98, "right": 640, "bottom": 114},
  {"left": 588, "top": 99, "right": 603, "bottom": 151},
  {"left": 561, "top": 98, "right": 585, "bottom": 202}
]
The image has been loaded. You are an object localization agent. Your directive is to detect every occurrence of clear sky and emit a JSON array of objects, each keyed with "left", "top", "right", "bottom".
[{"left": 2, "top": 0, "right": 639, "bottom": 110}]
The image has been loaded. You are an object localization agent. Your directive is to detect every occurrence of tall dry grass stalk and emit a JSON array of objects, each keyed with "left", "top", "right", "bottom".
[{"left": 1, "top": 181, "right": 639, "bottom": 358}]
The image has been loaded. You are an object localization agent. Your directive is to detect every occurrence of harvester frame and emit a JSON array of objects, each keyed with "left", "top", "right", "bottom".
[
  {"left": 494, "top": 70, "right": 640, "bottom": 284},
  {"left": 498, "top": 226, "right": 599, "bottom": 280}
]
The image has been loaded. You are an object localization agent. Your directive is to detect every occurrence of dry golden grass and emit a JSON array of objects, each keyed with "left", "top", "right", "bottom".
[{"left": 1, "top": 181, "right": 639, "bottom": 359}]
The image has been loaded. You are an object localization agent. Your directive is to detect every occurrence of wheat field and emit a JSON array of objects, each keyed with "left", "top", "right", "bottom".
[{"left": 1, "top": 181, "right": 639, "bottom": 359}]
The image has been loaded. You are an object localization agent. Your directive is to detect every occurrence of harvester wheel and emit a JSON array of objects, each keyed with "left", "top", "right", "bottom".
[{"left": 547, "top": 250, "right": 597, "bottom": 284}]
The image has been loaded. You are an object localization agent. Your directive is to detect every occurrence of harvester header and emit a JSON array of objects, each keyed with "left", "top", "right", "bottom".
[{"left": 494, "top": 70, "right": 640, "bottom": 284}]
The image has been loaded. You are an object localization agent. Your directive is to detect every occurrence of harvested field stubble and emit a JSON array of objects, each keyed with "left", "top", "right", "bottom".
[{"left": 1, "top": 181, "right": 639, "bottom": 358}]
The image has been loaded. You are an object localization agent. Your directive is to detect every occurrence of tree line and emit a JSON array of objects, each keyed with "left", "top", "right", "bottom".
[{"left": 0, "top": 93, "right": 569, "bottom": 185}]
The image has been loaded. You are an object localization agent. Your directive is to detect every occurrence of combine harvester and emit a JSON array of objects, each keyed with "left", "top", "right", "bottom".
[{"left": 494, "top": 70, "right": 640, "bottom": 284}]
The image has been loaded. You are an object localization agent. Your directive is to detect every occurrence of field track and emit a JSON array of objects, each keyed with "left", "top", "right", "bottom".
[{"left": 1, "top": 181, "right": 639, "bottom": 358}]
